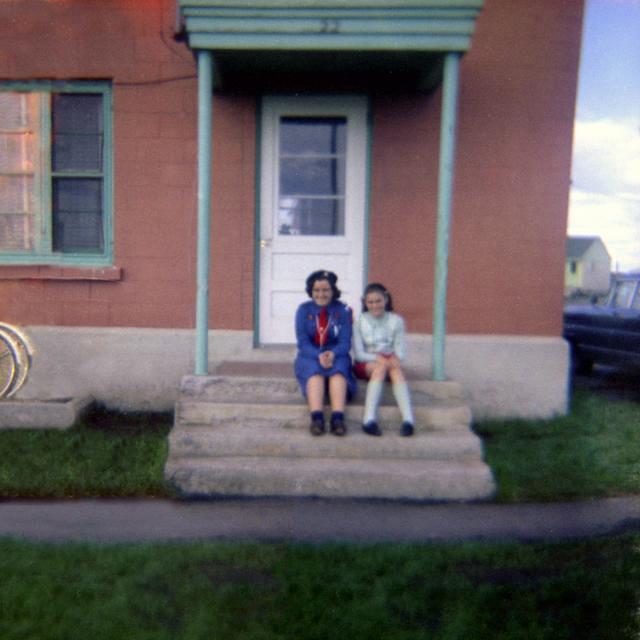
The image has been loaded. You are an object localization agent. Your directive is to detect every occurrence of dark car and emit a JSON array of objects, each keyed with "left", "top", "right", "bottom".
[{"left": 563, "top": 275, "right": 640, "bottom": 373}]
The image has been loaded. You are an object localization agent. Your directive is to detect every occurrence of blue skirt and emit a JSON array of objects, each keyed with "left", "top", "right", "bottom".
[{"left": 294, "top": 353, "right": 357, "bottom": 400}]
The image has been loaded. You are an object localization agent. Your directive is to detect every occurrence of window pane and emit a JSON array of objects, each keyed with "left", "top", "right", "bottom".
[
  {"left": 52, "top": 94, "right": 103, "bottom": 172},
  {"left": 611, "top": 282, "right": 635, "bottom": 308},
  {"left": 278, "top": 197, "right": 344, "bottom": 236},
  {"left": 52, "top": 178, "right": 103, "bottom": 252},
  {"left": 0, "top": 92, "right": 39, "bottom": 253},
  {"left": 0, "top": 175, "right": 35, "bottom": 214},
  {"left": 280, "top": 117, "right": 346, "bottom": 155},
  {"left": 0, "top": 213, "right": 34, "bottom": 251},
  {"left": 0, "top": 93, "right": 29, "bottom": 129},
  {"left": 0, "top": 132, "right": 36, "bottom": 173},
  {"left": 280, "top": 157, "right": 345, "bottom": 196}
]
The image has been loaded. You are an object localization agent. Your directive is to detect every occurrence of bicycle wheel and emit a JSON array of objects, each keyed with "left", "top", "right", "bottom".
[
  {"left": 0, "top": 332, "right": 18, "bottom": 399},
  {"left": 0, "top": 323, "right": 32, "bottom": 398}
]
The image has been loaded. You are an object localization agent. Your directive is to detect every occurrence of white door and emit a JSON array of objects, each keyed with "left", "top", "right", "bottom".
[{"left": 259, "top": 95, "right": 367, "bottom": 344}]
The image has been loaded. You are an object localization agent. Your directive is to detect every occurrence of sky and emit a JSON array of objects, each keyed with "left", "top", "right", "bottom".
[{"left": 567, "top": 0, "right": 640, "bottom": 272}]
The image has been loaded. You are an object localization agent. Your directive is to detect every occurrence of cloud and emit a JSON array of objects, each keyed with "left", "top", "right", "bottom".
[
  {"left": 568, "top": 117, "right": 640, "bottom": 272},
  {"left": 571, "top": 118, "right": 640, "bottom": 196},
  {"left": 568, "top": 189, "right": 640, "bottom": 272}
]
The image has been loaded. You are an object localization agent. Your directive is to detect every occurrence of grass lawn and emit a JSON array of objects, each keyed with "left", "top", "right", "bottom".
[
  {"left": 475, "top": 388, "right": 640, "bottom": 502},
  {"left": 0, "top": 392, "right": 639, "bottom": 638},
  {"left": 1, "top": 535, "right": 639, "bottom": 640},
  {"left": 0, "top": 405, "right": 176, "bottom": 499},
  {"left": 0, "top": 388, "right": 638, "bottom": 502}
]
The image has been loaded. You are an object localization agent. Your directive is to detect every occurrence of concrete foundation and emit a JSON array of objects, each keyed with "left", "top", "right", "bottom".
[
  {"left": 0, "top": 396, "right": 93, "bottom": 429},
  {"left": 13, "top": 327, "right": 569, "bottom": 419}
]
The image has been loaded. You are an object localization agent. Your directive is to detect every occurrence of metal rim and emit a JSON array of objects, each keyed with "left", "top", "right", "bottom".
[
  {"left": 0, "top": 332, "right": 18, "bottom": 399},
  {"left": 0, "top": 324, "right": 32, "bottom": 398}
]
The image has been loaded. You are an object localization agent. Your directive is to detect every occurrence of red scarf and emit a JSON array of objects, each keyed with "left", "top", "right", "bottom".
[{"left": 315, "top": 308, "right": 329, "bottom": 346}]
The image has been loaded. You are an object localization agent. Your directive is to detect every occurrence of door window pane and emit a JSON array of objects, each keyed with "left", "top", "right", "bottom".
[
  {"left": 278, "top": 117, "right": 346, "bottom": 236},
  {"left": 280, "top": 157, "right": 345, "bottom": 196},
  {"left": 278, "top": 197, "right": 344, "bottom": 235},
  {"left": 280, "top": 117, "right": 346, "bottom": 155}
]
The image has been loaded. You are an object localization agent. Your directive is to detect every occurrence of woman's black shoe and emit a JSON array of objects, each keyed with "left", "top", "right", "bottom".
[
  {"left": 330, "top": 418, "right": 346, "bottom": 436},
  {"left": 362, "top": 421, "right": 382, "bottom": 437},
  {"left": 310, "top": 417, "right": 325, "bottom": 436}
]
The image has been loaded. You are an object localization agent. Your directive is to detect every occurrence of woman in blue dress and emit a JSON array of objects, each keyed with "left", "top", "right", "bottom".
[{"left": 294, "top": 270, "right": 357, "bottom": 436}]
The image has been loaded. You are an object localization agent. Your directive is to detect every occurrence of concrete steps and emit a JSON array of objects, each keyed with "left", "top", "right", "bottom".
[
  {"left": 169, "top": 424, "right": 484, "bottom": 460},
  {"left": 166, "top": 457, "right": 494, "bottom": 501},
  {"left": 165, "top": 363, "right": 496, "bottom": 501},
  {"left": 176, "top": 398, "right": 472, "bottom": 432}
]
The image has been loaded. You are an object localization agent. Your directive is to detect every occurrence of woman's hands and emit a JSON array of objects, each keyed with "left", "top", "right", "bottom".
[{"left": 319, "top": 350, "right": 335, "bottom": 369}]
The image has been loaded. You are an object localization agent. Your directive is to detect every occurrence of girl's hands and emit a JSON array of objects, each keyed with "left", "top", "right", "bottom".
[
  {"left": 375, "top": 353, "right": 401, "bottom": 372},
  {"left": 385, "top": 354, "right": 401, "bottom": 368}
]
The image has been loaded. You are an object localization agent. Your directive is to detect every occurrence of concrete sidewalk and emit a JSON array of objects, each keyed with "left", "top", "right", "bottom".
[{"left": 1, "top": 496, "right": 639, "bottom": 543}]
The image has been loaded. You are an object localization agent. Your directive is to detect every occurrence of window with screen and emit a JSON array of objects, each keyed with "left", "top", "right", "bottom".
[{"left": 0, "top": 83, "right": 111, "bottom": 264}]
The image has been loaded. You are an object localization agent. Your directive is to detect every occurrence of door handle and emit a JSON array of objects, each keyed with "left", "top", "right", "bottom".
[{"left": 260, "top": 238, "right": 272, "bottom": 248}]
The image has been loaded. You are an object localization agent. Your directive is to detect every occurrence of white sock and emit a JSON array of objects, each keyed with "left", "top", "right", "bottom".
[
  {"left": 363, "top": 379, "right": 383, "bottom": 424},
  {"left": 393, "top": 382, "right": 414, "bottom": 424}
]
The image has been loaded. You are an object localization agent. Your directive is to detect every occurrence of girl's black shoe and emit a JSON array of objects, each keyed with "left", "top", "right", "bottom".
[
  {"left": 362, "top": 421, "right": 382, "bottom": 437},
  {"left": 400, "top": 422, "right": 414, "bottom": 437}
]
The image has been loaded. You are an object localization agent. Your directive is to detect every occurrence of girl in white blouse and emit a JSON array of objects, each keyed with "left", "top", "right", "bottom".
[{"left": 353, "top": 283, "right": 414, "bottom": 437}]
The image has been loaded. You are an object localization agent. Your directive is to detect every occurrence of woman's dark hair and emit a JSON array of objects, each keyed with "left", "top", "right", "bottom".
[
  {"left": 362, "top": 282, "right": 394, "bottom": 312},
  {"left": 305, "top": 270, "right": 341, "bottom": 300}
]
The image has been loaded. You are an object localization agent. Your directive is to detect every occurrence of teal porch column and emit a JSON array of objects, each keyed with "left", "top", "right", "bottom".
[
  {"left": 195, "top": 49, "right": 213, "bottom": 375},
  {"left": 432, "top": 52, "right": 461, "bottom": 381}
]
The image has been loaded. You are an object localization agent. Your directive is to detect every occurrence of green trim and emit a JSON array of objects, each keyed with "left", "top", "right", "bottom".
[
  {"left": 253, "top": 97, "right": 264, "bottom": 348},
  {"left": 182, "top": 0, "right": 482, "bottom": 7},
  {"left": 189, "top": 33, "right": 472, "bottom": 51},
  {"left": 432, "top": 52, "right": 460, "bottom": 381},
  {"left": 180, "top": 1, "right": 482, "bottom": 53},
  {"left": 0, "top": 81, "right": 113, "bottom": 267},
  {"left": 39, "top": 93, "right": 50, "bottom": 256},
  {"left": 362, "top": 95, "right": 373, "bottom": 285},
  {"left": 195, "top": 50, "right": 213, "bottom": 376},
  {"left": 0, "top": 81, "right": 110, "bottom": 93}
]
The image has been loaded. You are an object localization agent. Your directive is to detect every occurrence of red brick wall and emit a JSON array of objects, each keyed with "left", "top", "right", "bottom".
[
  {"left": 0, "top": 0, "right": 583, "bottom": 337},
  {"left": 369, "top": 0, "right": 584, "bottom": 336},
  {"left": 0, "top": 0, "right": 255, "bottom": 330}
]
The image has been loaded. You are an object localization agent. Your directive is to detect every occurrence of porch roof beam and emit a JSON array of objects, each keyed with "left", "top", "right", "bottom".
[{"left": 178, "top": 1, "right": 482, "bottom": 53}]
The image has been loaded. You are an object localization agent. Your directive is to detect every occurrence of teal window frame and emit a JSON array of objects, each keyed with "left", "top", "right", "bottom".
[{"left": 0, "top": 80, "right": 113, "bottom": 266}]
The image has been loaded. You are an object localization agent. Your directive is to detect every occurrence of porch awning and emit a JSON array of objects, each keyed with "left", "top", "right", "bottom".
[{"left": 177, "top": 0, "right": 483, "bottom": 91}]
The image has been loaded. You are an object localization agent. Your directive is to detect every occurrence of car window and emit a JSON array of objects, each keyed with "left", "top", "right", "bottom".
[
  {"left": 631, "top": 288, "right": 640, "bottom": 311},
  {"left": 610, "top": 281, "right": 637, "bottom": 309}
]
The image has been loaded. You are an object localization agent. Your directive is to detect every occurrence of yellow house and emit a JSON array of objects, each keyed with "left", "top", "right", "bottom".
[{"left": 565, "top": 236, "right": 611, "bottom": 296}]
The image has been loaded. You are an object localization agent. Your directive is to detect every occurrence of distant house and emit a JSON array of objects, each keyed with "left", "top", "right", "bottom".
[{"left": 565, "top": 236, "right": 611, "bottom": 296}]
